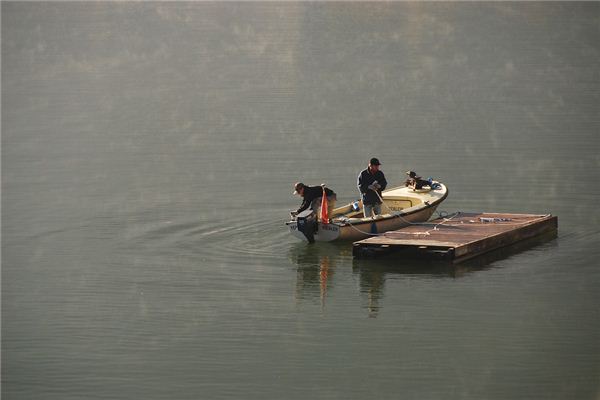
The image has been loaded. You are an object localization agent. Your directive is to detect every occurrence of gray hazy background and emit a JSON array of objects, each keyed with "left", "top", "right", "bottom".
[{"left": 2, "top": 2, "right": 599, "bottom": 399}]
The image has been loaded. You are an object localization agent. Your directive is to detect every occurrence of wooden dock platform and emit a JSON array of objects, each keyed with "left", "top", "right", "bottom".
[{"left": 352, "top": 212, "right": 558, "bottom": 263}]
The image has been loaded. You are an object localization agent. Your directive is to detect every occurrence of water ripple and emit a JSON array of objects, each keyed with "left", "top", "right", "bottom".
[{"left": 126, "top": 213, "right": 295, "bottom": 263}]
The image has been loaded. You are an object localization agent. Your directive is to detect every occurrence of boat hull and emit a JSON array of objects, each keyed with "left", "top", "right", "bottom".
[{"left": 287, "top": 202, "right": 441, "bottom": 242}]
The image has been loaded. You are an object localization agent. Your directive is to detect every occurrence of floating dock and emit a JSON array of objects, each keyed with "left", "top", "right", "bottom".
[{"left": 352, "top": 212, "right": 558, "bottom": 263}]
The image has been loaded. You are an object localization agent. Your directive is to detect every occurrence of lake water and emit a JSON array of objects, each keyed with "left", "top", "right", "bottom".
[{"left": 2, "top": 2, "right": 599, "bottom": 399}]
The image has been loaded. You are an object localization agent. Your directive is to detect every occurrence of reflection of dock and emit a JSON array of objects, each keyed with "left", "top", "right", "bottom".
[{"left": 352, "top": 213, "right": 558, "bottom": 263}]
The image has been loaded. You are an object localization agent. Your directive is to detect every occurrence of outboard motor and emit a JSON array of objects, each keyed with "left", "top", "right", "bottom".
[{"left": 296, "top": 211, "right": 317, "bottom": 243}]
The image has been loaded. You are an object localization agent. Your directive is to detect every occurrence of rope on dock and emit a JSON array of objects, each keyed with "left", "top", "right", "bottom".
[
  {"left": 382, "top": 211, "right": 463, "bottom": 237},
  {"left": 344, "top": 209, "right": 463, "bottom": 237},
  {"left": 381, "top": 212, "right": 554, "bottom": 238}
]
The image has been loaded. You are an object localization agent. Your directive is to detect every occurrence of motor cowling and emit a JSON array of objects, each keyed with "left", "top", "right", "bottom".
[{"left": 297, "top": 212, "right": 317, "bottom": 243}]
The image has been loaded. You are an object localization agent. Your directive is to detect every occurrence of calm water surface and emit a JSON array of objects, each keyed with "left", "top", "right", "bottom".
[{"left": 2, "top": 3, "right": 599, "bottom": 399}]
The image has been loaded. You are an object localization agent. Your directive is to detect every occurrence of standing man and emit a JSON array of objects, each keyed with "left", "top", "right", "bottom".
[{"left": 357, "top": 158, "right": 387, "bottom": 218}]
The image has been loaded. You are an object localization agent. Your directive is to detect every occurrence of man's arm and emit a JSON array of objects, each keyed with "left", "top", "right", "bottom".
[{"left": 297, "top": 198, "right": 310, "bottom": 213}]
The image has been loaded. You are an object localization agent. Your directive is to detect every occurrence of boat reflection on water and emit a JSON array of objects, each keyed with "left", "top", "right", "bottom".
[
  {"left": 289, "top": 230, "right": 557, "bottom": 317},
  {"left": 288, "top": 242, "right": 351, "bottom": 311},
  {"left": 352, "top": 259, "right": 460, "bottom": 318}
]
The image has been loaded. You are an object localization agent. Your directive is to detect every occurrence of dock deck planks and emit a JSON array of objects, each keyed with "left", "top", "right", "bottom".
[{"left": 352, "top": 212, "right": 558, "bottom": 263}]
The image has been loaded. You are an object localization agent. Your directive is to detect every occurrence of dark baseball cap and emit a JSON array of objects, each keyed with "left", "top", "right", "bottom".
[{"left": 369, "top": 157, "right": 381, "bottom": 165}]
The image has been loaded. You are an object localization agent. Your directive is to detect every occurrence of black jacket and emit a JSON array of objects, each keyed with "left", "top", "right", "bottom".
[
  {"left": 297, "top": 186, "right": 336, "bottom": 213},
  {"left": 357, "top": 168, "right": 387, "bottom": 205}
]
